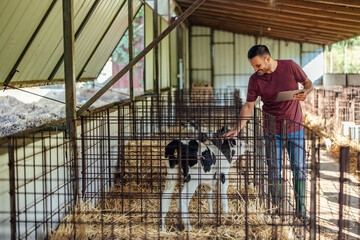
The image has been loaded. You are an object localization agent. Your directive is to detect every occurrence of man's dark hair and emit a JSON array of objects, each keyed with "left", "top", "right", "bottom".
[{"left": 247, "top": 45, "right": 271, "bottom": 59}]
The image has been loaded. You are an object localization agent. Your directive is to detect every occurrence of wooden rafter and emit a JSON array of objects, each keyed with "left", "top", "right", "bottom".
[{"left": 176, "top": 0, "right": 360, "bottom": 45}]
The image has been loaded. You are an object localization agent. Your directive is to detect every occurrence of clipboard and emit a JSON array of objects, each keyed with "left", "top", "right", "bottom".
[{"left": 275, "top": 89, "right": 305, "bottom": 102}]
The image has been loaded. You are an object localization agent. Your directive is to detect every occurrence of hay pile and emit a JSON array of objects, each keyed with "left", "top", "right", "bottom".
[
  {"left": 303, "top": 111, "right": 360, "bottom": 177},
  {"left": 50, "top": 140, "right": 295, "bottom": 239}
]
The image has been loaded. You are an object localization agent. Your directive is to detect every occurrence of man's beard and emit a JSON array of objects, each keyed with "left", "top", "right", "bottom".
[{"left": 257, "top": 63, "right": 270, "bottom": 76}]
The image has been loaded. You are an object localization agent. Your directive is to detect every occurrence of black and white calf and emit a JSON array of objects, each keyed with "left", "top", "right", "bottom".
[{"left": 161, "top": 137, "right": 248, "bottom": 231}]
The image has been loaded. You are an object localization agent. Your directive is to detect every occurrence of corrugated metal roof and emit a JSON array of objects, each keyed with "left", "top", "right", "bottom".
[
  {"left": 65, "top": 0, "right": 142, "bottom": 80},
  {"left": 0, "top": 0, "right": 142, "bottom": 89},
  {"left": 2, "top": 0, "right": 357, "bottom": 89},
  {"left": 0, "top": 0, "right": 57, "bottom": 85}
]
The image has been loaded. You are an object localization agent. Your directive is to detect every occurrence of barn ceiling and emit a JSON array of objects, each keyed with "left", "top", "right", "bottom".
[
  {"left": 0, "top": 0, "right": 142, "bottom": 89},
  {"left": 1, "top": 0, "right": 359, "bottom": 89},
  {"left": 176, "top": 0, "right": 360, "bottom": 45}
]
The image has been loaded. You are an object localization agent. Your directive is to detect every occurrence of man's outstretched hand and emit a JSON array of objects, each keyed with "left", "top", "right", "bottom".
[{"left": 223, "top": 129, "right": 238, "bottom": 138}]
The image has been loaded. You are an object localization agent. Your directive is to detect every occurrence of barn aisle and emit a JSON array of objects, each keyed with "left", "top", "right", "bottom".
[{"left": 317, "top": 149, "right": 360, "bottom": 239}]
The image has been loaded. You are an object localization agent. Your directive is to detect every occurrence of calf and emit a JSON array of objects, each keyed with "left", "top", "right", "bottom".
[{"left": 161, "top": 137, "right": 248, "bottom": 231}]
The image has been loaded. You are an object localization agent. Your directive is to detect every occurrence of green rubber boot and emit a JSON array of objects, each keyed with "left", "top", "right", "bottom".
[{"left": 294, "top": 180, "right": 309, "bottom": 220}]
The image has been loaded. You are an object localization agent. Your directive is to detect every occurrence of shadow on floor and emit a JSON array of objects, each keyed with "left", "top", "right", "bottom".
[
  {"left": 326, "top": 219, "right": 360, "bottom": 238},
  {"left": 322, "top": 192, "right": 360, "bottom": 210},
  {"left": 319, "top": 223, "right": 359, "bottom": 240}
]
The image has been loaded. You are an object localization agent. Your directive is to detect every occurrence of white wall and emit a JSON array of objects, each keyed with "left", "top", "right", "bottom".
[{"left": 190, "top": 26, "right": 325, "bottom": 94}]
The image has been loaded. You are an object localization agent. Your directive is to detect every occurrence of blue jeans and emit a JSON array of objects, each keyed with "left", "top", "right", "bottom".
[{"left": 264, "top": 129, "right": 306, "bottom": 181}]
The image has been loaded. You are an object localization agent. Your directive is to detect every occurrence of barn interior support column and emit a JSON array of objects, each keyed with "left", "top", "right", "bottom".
[
  {"left": 300, "top": 43, "right": 303, "bottom": 67},
  {"left": 62, "top": 0, "right": 79, "bottom": 203},
  {"left": 128, "top": 0, "right": 134, "bottom": 100},
  {"left": 189, "top": 26, "right": 192, "bottom": 88},
  {"left": 154, "top": 0, "right": 159, "bottom": 95},
  {"left": 168, "top": 0, "right": 172, "bottom": 89},
  {"left": 210, "top": 29, "right": 214, "bottom": 87}
]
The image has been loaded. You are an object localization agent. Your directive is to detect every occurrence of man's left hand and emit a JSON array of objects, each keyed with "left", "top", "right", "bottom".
[
  {"left": 296, "top": 78, "right": 313, "bottom": 101},
  {"left": 294, "top": 91, "right": 307, "bottom": 101}
]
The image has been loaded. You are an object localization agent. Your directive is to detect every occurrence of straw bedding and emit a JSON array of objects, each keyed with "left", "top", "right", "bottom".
[
  {"left": 303, "top": 111, "right": 360, "bottom": 178},
  {"left": 50, "top": 139, "right": 295, "bottom": 239}
]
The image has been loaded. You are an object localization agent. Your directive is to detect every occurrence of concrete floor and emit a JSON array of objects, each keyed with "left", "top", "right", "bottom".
[{"left": 316, "top": 149, "right": 360, "bottom": 239}]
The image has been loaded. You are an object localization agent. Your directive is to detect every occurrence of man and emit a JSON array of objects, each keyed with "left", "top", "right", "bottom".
[{"left": 223, "top": 45, "right": 313, "bottom": 219}]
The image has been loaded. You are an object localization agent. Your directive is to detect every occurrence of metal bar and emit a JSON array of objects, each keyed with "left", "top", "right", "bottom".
[
  {"left": 49, "top": 0, "right": 101, "bottom": 81},
  {"left": 7, "top": 85, "right": 82, "bottom": 108},
  {"left": 310, "top": 132, "right": 317, "bottom": 240},
  {"left": 107, "top": 109, "right": 112, "bottom": 188},
  {"left": 154, "top": 0, "right": 159, "bottom": 95},
  {"left": 81, "top": 116, "right": 86, "bottom": 200},
  {"left": 129, "top": 0, "right": 134, "bottom": 101},
  {"left": 210, "top": 28, "right": 214, "bottom": 87},
  {"left": 245, "top": 136, "right": 249, "bottom": 240},
  {"left": 76, "top": 0, "right": 208, "bottom": 116},
  {"left": 143, "top": 4, "right": 147, "bottom": 93},
  {"left": 4, "top": 0, "right": 57, "bottom": 88},
  {"left": 233, "top": 33, "right": 235, "bottom": 87},
  {"left": 76, "top": 0, "right": 127, "bottom": 80},
  {"left": 189, "top": 25, "right": 192, "bottom": 88},
  {"left": 168, "top": 0, "right": 172, "bottom": 89},
  {"left": 62, "top": 0, "right": 79, "bottom": 204},
  {"left": 338, "top": 146, "right": 349, "bottom": 240},
  {"left": 8, "top": 138, "right": 16, "bottom": 240}
]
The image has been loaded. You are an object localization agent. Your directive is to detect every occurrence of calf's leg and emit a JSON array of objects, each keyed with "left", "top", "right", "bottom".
[
  {"left": 161, "top": 177, "right": 176, "bottom": 231},
  {"left": 220, "top": 176, "right": 230, "bottom": 216},
  {"left": 204, "top": 186, "right": 215, "bottom": 216},
  {"left": 179, "top": 180, "right": 198, "bottom": 231}
]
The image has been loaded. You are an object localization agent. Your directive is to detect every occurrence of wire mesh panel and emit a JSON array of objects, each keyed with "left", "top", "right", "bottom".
[
  {"left": 1, "top": 124, "right": 75, "bottom": 239},
  {"left": 1, "top": 89, "right": 321, "bottom": 239},
  {"left": 304, "top": 86, "right": 360, "bottom": 134}
]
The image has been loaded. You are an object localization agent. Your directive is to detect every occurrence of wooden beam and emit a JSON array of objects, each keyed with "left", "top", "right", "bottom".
[
  {"left": 189, "top": 9, "right": 357, "bottom": 36},
  {"left": 62, "top": 0, "right": 79, "bottom": 204},
  {"left": 179, "top": 0, "right": 360, "bottom": 43},
  {"left": 179, "top": 0, "right": 360, "bottom": 26},
  {"left": 171, "top": 0, "right": 190, "bottom": 27},
  {"left": 186, "top": 4, "right": 360, "bottom": 32},
  {"left": 191, "top": 19, "right": 340, "bottom": 45},
  {"left": 275, "top": 0, "right": 360, "bottom": 15},
  {"left": 76, "top": 0, "right": 208, "bottom": 116},
  {"left": 221, "top": 0, "right": 360, "bottom": 22},
  {"left": 190, "top": 14, "right": 348, "bottom": 41},
  {"left": 308, "top": 0, "right": 360, "bottom": 8}
]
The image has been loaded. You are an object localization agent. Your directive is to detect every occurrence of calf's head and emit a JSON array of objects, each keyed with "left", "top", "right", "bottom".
[{"left": 221, "top": 138, "right": 248, "bottom": 163}]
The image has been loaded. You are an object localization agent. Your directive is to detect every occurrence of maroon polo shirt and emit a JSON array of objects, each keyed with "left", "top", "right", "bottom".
[{"left": 246, "top": 60, "right": 308, "bottom": 134}]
